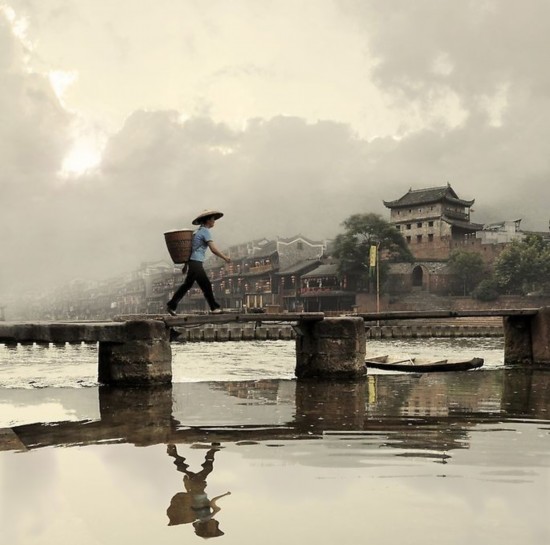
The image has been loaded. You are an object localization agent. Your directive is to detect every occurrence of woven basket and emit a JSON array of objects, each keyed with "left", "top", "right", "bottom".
[{"left": 164, "top": 229, "right": 193, "bottom": 263}]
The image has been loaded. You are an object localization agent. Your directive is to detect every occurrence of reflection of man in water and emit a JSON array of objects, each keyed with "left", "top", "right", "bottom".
[{"left": 166, "top": 443, "right": 231, "bottom": 538}]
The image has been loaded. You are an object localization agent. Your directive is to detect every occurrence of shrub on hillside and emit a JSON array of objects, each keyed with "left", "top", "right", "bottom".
[{"left": 472, "top": 278, "right": 500, "bottom": 301}]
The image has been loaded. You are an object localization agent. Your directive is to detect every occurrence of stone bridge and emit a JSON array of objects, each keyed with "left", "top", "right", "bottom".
[{"left": 0, "top": 308, "right": 548, "bottom": 385}]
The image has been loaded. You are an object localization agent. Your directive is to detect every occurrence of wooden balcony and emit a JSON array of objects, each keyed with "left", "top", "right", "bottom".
[
  {"left": 248, "top": 264, "right": 273, "bottom": 275},
  {"left": 444, "top": 209, "right": 469, "bottom": 221},
  {"left": 300, "top": 287, "right": 342, "bottom": 295}
]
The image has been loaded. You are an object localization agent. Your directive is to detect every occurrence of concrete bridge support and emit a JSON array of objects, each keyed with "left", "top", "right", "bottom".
[
  {"left": 98, "top": 321, "right": 172, "bottom": 385},
  {"left": 531, "top": 307, "right": 550, "bottom": 364},
  {"left": 504, "top": 307, "right": 550, "bottom": 365},
  {"left": 295, "top": 317, "right": 366, "bottom": 379}
]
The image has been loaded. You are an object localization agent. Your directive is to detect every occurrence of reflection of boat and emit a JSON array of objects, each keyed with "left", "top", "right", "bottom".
[{"left": 365, "top": 355, "right": 484, "bottom": 372}]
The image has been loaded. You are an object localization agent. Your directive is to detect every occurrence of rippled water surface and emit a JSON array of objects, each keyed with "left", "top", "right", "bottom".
[
  {"left": 1, "top": 338, "right": 549, "bottom": 545},
  {"left": 0, "top": 337, "right": 505, "bottom": 388}
]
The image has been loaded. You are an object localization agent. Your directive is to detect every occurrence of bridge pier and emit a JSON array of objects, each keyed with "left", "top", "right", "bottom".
[
  {"left": 295, "top": 317, "right": 366, "bottom": 379},
  {"left": 504, "top": 307, "right": 550, "bottom": 365},
  {"left": 98, "top": 321, "right": 172, "bottom": 385},
  {"left": 531, "top": 307, "right": 550, "bottom": 364}
]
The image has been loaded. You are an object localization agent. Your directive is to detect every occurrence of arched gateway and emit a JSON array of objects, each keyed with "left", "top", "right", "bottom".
[{"left": 412, "top": 265, "right": 424, "bottom": 288}]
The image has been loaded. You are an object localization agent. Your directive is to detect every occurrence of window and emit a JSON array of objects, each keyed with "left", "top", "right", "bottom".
[
  {"left": 428, "top": 234, "right": 434, "bottom": 242},
  {"left": 406, "top": 236, "right": 411, "bottom": 243},
  {"left": 417, "top": 222, "right": 422, "bottom": 228},
  {"left": 406, "top": 224, "right": 411, "bottom": 230},
  {"left": 417, "top": 235, "right": 423, "bottom": 243},
  {"left": 428, "top": 221, "right": 434, "bottom": 227}
]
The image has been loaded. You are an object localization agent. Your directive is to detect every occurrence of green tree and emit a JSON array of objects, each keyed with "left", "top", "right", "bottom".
[
  {"left": 494, "top": 234, "right": 550, "bottom": 295},
  {"left": 448, "top": 249, "right": 485, "bottom": 295},
  {"left": 472, "top": 278, "right": 500, "bottom": 301},
  {"left": 333, "top": 213, "right": 413, "bottom": 291}
]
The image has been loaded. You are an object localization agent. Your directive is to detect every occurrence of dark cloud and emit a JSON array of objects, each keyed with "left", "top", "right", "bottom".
[
  {"left": 341, "top": 0, "right": 550, "bottom": 101},
  {"left": 337, "top": 0, "right": 550, "bottom": 225},
  {"left": 1, "top": 2, "right": 549, "bottom": 300},
  {"left": 51, "top": 113, "right": 370, "bottom": 285},
  {"left": 3, "top": 105, "right": 549, "bottom": 294}
]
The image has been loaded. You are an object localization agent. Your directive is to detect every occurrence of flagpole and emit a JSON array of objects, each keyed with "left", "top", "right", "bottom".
[
  {"left": 376, "top": 242, "right": 380, "bottom": 326},
  {"left": 369, "top": 242, "right": 381, "bottom": 325}
]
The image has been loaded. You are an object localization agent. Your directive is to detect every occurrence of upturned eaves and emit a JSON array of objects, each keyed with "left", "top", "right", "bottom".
[{"left": 384, "top": 185, "right": 474, "bottom": 208}]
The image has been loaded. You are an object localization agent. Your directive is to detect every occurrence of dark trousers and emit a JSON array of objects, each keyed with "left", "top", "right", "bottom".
[{"left": 168, "top": 260, "right": 220, "bottom": 311}]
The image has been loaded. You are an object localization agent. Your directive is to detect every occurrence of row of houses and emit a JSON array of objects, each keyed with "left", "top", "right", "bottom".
[
  {"left": 10, "top": 184, "right": 547, "bottom": 320},
  {"left": 20, "top": 235, "right": 353, "bottom": 320},
  {"left": 150, "top": 235, "right": 357, "bottom": 315},
  {"left": 174, "top": 183, "right": 546, "bottom": 311}
]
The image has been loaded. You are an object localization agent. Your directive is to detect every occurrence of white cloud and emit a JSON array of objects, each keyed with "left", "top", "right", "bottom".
[
  {"left": 59, "top": 135, "right": 103, "bottom": 177},
  {"left": 0, "top": 3, "right": 28, "bottom": 43},
  {"left": 48, "top": 69, "right": 77, "bottom": 105},
  {"left": 478, "top": 83, "right": 510, "bottom": 128}
]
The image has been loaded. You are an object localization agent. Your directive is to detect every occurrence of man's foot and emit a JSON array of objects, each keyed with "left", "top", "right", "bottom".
[
  {"left": 211, "top": 308, "right": 223, "bottom": 314},
  {"left": 166, "top": 305, "right": 177, "bottom": 316}
]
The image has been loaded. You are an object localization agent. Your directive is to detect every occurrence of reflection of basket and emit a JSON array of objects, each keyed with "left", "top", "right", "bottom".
[{"left": 164, "top": 229, "right": 194, "bottom": 263}]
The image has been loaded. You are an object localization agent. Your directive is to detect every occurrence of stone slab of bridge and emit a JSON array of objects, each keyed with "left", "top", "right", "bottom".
[
  {"left": 0, "top": 313, "right": 366, "bottom": 384},
  {"left": 1, "top": 308, "right": 548, "bottom": 386},
  {"left": 357, "top": 307, "right": 549, "bottom": 365},
  {"left": 0, "top": 320, "right": 172, "bottom": 385}
]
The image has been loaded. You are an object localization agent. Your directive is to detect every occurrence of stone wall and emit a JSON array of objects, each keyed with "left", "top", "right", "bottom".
[
  {"left": 406, "top": 234, "right": 453, "bottom": 261},
  {"left": 277, "top": 238, "right": 325, "bottom": 269},
  {"left": 386, "top": 293, "right": 550, "bottom": 313},
  {"left": 448, "top": 295, "right": 550, "bottom": 311},
  {"left": 175, "top": 323, "right": 297, "bottom": 342},
  {"left": 450, "top": 237, "right": 508, "bottom": 265}
]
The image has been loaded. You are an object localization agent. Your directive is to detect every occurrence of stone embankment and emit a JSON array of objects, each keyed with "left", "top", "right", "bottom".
[
  {"left": 175, "top": 323, "right": 297, "bottom": 342},
  {"left": 365, "top": 317, "right": 503, "bottom": 339},
  {"left": 175, "top": 317, "right": 503, "bottom": 342}
]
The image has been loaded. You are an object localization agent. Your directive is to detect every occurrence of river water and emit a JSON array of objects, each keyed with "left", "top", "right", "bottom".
[{"left": 1, "top": 338, "right": 549, "bottom": 545}]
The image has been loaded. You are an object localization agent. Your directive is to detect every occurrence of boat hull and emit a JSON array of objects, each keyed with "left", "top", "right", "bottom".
[{"left": 365, "top": 356, "right": 484, "bottom": 372}]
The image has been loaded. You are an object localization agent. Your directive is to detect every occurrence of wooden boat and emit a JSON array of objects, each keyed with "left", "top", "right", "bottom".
[{"left": 365, "top": 355, "right": 484, "bottom": 372}]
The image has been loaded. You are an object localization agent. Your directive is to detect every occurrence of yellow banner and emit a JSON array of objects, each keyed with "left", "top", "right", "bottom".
[{"left": 369, "top": 245, "right": 377, "bottom": 267}]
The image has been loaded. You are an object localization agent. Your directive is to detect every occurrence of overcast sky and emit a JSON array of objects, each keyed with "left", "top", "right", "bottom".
[{"left": 1, "top": 0, "right": 549, "bottom": 295}]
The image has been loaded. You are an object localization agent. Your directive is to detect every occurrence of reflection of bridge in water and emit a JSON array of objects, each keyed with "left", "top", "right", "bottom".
[{"left": 3, "top": 368, "right": 549, "bottom": 465}]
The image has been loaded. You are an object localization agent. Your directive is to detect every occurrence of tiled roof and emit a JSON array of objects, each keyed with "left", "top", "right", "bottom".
[
  {"left": 276, "top": 259, "right": 321, "bottom": 275},
  {"left": 384, "top": 184, "right": 474, "bottom": 208},
  {"left": 442, "top": 216, "right": 484, "bottom": 231},
  {"left": 247, "top": 241, "right": 277, "bottom": 259},
  {"left": 277, "top": 235, "right": 325, "bottom": 247},
  {"left": 302, "top": 262, "right": 339, "bottom": 278}
]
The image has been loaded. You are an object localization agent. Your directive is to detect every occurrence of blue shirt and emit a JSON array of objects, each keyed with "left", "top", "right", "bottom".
[{"left": 190, "top": 226, "right": 213, "bottom": 262}]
